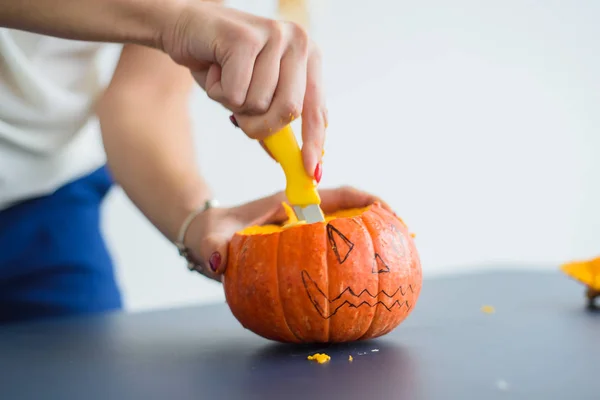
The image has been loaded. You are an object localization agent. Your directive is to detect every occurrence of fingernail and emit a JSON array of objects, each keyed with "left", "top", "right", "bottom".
[
  {"left": 314, "top": 163, "right": 322, "bottom": 184},
  {"left": 229, "top": 114, "right": 239, "bottom": 128},
  {"left": 209, "top": 252, "right": 222, "bottom": 272}
]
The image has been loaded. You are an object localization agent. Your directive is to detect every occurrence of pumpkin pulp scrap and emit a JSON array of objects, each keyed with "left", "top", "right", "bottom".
[
  {"left": 237, "top": 202, "right": 373, "bottom": 236},
  {"left": 307, "top": 353, "right": 331, "bottom": 364}
]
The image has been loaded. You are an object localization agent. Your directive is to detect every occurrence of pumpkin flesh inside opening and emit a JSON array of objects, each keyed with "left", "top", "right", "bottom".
[{"left": 237, "top": 203, "right": 372, "bottom": 236}]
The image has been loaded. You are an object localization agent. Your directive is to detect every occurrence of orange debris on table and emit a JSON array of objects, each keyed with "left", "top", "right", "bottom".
[
  {"left": 481, "top": 305, "right": 495, "bottom": 314},
  {"left": 307, "top": 353, "right": 331, "bottom": 364}
]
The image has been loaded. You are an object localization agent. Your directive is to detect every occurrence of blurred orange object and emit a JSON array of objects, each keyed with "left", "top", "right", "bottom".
[
  {"left": 560, "top": 256, "right": 600, "bottom": 307},
  {"left": 278, "top": 0, "right": 309, "bottom": 28}
]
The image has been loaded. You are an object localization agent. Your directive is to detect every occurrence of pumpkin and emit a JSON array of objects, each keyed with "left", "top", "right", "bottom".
[{"left": 223, "top": 201, "right": 422, "bottom": 343}]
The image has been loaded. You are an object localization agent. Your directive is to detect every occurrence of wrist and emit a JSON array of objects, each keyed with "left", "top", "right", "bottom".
[
  {"left": 174, "top": 199, "right": 220, "bottom": 271},
  {"left": 167, "top": 179, "right": 214, "bottom": 243},
  {"left": 157, "top": 0, "right": 223, "bottom": 65},
  {"left": 137, "top": 0, "right": 225, "bottom": 51},
  {"left": 148, "top": 0, "right": 190, "bottom": 50}
]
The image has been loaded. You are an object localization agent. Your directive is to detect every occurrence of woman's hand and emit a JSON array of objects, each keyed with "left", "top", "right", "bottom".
[
  {"left": 183, "top": 186, "right": 391, "bottom": 282},
  {"left": 162, "top": 1, "right": 327, "bottom": 180},
  {"left": 0, "top": 0, "right": 325, "bottom": 177}
]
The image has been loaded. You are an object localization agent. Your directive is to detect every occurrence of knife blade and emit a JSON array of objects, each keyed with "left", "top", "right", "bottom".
[{"left": 263, "top": 124, "right": 325, "bottom": 224}]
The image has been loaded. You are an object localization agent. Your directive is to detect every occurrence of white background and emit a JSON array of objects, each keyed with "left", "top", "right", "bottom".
[{"left": 100, "top": 0, "right": 600, "bottom": 312}]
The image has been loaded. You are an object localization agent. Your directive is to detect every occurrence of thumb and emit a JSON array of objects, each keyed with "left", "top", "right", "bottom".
[
  {"left": 191, "top": 63, "right": 226, "bottom": 103},
  {"left": 198, "top": 232, "right": 231, "bottom": 279},
  {"left": 230, "top": 191, "right": 288, "bottom": 226}
]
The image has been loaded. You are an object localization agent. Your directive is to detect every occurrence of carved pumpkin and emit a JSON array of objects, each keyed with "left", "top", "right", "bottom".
[{"left": 223, "top": 201, "right": 422, "bottom": 343}]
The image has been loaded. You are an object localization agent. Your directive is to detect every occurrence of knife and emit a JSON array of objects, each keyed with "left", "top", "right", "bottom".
[{"left": 263, "top": 124, "right": 325, "bottom": 224}]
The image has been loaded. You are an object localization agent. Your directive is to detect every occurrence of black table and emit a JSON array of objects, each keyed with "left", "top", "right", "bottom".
[{"left": 1, "top": 268, "right": 598, "bottom": 400}]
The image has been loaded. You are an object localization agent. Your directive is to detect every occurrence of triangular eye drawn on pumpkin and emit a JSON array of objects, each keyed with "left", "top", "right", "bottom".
[
  {"left": 372, "top": 253, "right": 390, "bottom": 274},
  {"left": 326, "top": 223, "right": 355, "bottom": 264}
]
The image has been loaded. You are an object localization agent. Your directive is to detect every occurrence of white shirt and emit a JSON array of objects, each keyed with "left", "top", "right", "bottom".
[{"left": 0, "top": 29, "right": 121, "bottom": 211}]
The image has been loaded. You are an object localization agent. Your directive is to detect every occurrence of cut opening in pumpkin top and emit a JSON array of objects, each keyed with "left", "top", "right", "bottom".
[{"left": 237, "top": 202, "right": 373, "bottom": 236}]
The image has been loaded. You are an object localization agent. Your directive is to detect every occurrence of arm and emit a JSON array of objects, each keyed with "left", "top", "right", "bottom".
[
  {"left": 0, "top": 0, "right": 182, "bottom": 48},
  {"left": 97, "top": 44, "right": 211, "bottom": 243},
  {"left": 1, "top": 0, "right": 325, "bottom": 183}
]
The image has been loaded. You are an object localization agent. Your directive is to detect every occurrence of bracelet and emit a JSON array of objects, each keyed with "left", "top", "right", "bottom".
[{"left": 174, "top": 199, "right": 220, "bottom": 271}]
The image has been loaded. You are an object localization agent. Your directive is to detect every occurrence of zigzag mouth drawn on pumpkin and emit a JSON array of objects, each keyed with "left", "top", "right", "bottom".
[{"left": 301, "top": 270, "right": 414, "bottom": 319}]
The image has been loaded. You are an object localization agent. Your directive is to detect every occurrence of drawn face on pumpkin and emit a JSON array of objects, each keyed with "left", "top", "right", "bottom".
[
  {"left": 300, "top": 223, "right": 415, "bottom": 319},
  {"left": 223, "top": 202, "right": 422, "bottom": 343}
]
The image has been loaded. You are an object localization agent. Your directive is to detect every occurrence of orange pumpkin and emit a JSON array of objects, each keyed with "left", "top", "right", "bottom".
[{"left": 223, "top": 201, "right": 422, "bottom": 343}]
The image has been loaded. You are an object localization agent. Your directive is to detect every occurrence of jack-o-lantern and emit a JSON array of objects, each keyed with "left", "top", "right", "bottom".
[{"left": 223, "top": 201, "right": 422, "bottom": 343}]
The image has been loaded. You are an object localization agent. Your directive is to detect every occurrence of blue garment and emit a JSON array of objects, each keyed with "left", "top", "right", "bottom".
[{"left": 0, "top": 165, "right": 122, "bottom": 324}]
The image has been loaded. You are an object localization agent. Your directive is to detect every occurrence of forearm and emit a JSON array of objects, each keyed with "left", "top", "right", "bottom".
[
  {"left": 0, "top": 0, "right": 183, "bottom": 48},
  {"left": 98, "top": 71, "right": 210, "bottom": 243}
]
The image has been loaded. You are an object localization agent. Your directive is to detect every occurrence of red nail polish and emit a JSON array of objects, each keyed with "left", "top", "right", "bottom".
[
  {"left": 209, "top": 252, "right": 222, "bottom": 272},
  {"left": 314, "top": 163, "right": 322, "bottom": 183},
  {"left": 229, "top": 114, "right": 239, "bottom": 128}
]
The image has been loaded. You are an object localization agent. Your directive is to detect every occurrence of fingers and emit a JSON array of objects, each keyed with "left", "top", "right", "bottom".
[
  {"left": 186, "top": 193, "right": 288, "bottom": 282},
  {"left": 230, "top": 191, "right": 288, "bottom": 226},
  {"left": 233, "top": 22, "right": 309, "bottom": 140},
  {"left": 261, "top": 22, "right": 309, "bottom": 128},
  {"left": 207, "top": 33, "right": 262, "bottom": 110},
  {"left": 183, "top": 7, "right": 326, "bottom": 168},
  {"left": 301, "top": 43, "right": 327, "bottom": 178},
  {"left": 196, "top": 232, "right": 231, "bottom": 280},
  {"left": 185, "top": 208, "right": 237, "bottom": 282},
  {"left": 242, "top": 22, "right": 284, "bottom": 115},
  {"left": 318, "top": 186, "right": 394, "bottom": 214},
  {"left": 206, "top": 17, "right": 323, "bottom": 181}
]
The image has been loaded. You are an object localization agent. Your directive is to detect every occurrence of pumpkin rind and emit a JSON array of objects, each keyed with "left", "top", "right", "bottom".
[{"left": 223, "top": 202, "right": 422, "bottom": 343}]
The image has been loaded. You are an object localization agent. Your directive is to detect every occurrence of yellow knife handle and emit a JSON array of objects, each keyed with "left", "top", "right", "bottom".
[{"left": 263, "top": 124, "right": 321, "bottom": 206}]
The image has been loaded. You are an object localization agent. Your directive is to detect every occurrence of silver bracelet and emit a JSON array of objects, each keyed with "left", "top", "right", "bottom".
[{"left": 174, "top": 199, "right": 220, "bottom": 271}]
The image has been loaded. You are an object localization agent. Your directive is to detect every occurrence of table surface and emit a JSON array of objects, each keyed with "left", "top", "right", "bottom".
[{"left": 1, "top": 268, "right": 598, "bottom": 400}]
